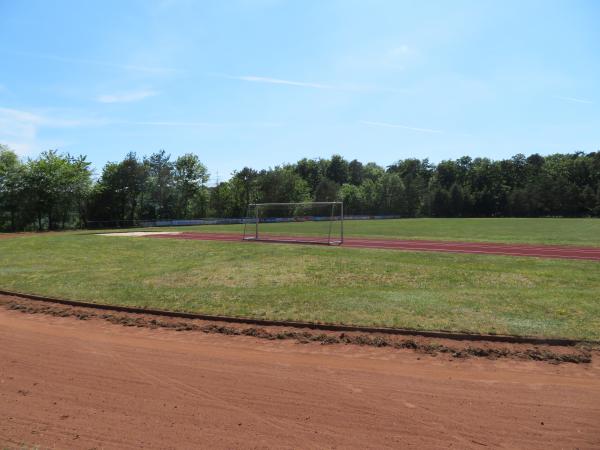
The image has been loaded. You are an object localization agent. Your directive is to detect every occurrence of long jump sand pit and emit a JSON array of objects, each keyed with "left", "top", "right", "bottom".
[
  {"left": 97, "top": 231, "right": 183, "bottom": 237},
  {"left": 1, "top": 295, "right": 599, "bottom": 449},
  {"left": 147, "top": 231, "right": 600, "bottom": 261}
]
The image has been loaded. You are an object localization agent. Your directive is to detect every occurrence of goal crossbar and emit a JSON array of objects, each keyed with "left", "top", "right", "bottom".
[{"left": 242, "top": 202, "right": 344, "bottom": 245}]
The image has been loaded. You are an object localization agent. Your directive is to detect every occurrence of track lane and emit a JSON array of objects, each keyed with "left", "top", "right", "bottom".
[{"left": 147, "top": 232, "right": 600, "bottom": 260}]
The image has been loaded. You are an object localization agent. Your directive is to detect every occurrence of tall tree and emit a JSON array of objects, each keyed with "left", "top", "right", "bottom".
[
  {"left": 174, "top": 153, "right": 209, "bottom": 218},
  {"left": 379, "top": 173, "right": 407, "bottom": 214},
  {"left": 326, "top": 154, "right": 349, "bottom": 185},
  {"left": 256, "top": 166, "right": 310, "bottom": 204},
  {"left": 0, "top": 146, "right": 24, "bottom": 230},
  {"left": 89, "top": 153, "right": 147, "bottom": 224},
  {"left": 348, "top": 159, "right": 364, "bottom": 185},
  {"left": 295, "top": 158, "right": 324, "bottom": 193},
  {"left": 209, "top": 182, "right": 233, "bottom": 217},
  {"left": 22, "top": 150, "right": 91, "bottom": 230},
  {"left": 230, "top": 167, "right": 258, "bottom": 216},
  {"left": 145, "top": 150, "right": 174, "bottom": 219},
  {"left": 314, "top": 178, "right": 339, "bottom": 201},
  {"left": 388, "top": 158, "right": 432, "bottom": 216},
  {"left": 339, "top": 183, "right": 363, "bottom": 214}
]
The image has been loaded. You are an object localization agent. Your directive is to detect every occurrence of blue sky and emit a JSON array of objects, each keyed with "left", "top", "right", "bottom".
[{"left": 1, "top": 0, "right": 599, "bottom": 181}]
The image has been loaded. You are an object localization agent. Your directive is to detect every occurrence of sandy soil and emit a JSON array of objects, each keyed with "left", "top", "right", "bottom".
[
  {"left": 149, "top": 232, "right": 600, "bottom": 261},
  {"left": 97, "top": 231, "right": 183, "bottom": 237},
  {"left": 1, "top": 302, "right": 599, "bottom": 449}
]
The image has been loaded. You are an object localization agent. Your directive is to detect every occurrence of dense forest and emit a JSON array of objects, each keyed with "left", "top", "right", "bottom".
[{"left": 1, "top": 143, "right": 600, "bottom": 231}]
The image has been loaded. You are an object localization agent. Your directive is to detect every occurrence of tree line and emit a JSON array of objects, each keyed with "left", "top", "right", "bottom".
[{"left": 1, "top": 143, "right": 600, "bottom": 231}]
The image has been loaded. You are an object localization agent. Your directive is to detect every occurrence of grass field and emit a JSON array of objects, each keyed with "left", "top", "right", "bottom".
[
  {"left": 142, "top": 217, "right": 600, "bottom": 247},
  {"left": 1, "top": 220, "right": 599, "bottom": 341}
]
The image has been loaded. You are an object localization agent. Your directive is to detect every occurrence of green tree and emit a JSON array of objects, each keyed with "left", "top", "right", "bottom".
[
  {"left": 209, "top": 182, "right": 233, "bottom": 217},
  {"left": 348, "top": 159, "right": 364, "bottom": 185},
  {"left": 0, "top": 145, "right": 25, "bottom": 231},
  {"left": 581, "top": 185, "right": 596, "bottom": 214},
  {"left": 359, "top": 179, "right": 381, "bottom": 214},
  {"left": 23, "top": 150, "right": 91, "bottom": 230},
  {"left": 593, "top": 186, "right": 600, "bottom": 216},
  {"left": 145, "top": 150, "right": 174, "bottom": 219},
  {"left": 230, "top": 167, "right": 258, "bottom": 216},
  {"left": 174, "top": 153, "right": 209, "bottom": 218},
  {"left": 363, "top": 162, "right": 385, "bottom": 183},
  {"left": 326, "top": 154, "right": 349, "bottom": 184},
  {"left": 379, "top": 173, "right": 407, "bottom": 214},
  {"left": 295, "top": 158, "right": 324, "bottom": 194},
  {"left": 314, "top": 178, "right": 339, "bottom": 201},
  {"left": 387, "top": 158, "right": 432, "bottom": 216},
  {"left": 430, "top": 187, "right": 451, "bottom": 217},
  {"left": 339, "top": 183, "right": 363, "bottom": 214},
  {"left": 89, "top": 153, "right": 147, "bottom": 224},
  {"left": 64, "top": 154, "right": 93, "bottom": 228},
  {"left": 448, "top": 183, "right": 464, "bottom": 217},
  {"left": 256, "top": 166, "right": 310, "bottom": 204}
]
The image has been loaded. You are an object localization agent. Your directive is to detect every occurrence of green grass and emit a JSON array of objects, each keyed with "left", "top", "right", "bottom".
[
  {"left": 133, "top": 217, "right": 600, "bottom": 247},
  {"left": 1, "top": 232, "right": 599, "bottom": 340}
]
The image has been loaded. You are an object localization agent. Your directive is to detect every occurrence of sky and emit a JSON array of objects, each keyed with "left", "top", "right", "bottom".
[{"left": 1, "top": 0, "right": 599, "bottom": 182}]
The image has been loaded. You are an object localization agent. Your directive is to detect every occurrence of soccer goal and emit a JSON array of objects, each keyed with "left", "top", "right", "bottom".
[{"left": 242, "top": 202, "right": 344, "bottom": 245}]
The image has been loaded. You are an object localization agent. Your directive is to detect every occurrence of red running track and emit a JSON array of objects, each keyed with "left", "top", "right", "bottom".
[{"left": 148, "top": 232, "right": 600, "bottom": 261}]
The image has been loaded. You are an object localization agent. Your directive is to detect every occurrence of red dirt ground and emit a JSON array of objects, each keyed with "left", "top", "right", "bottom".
[
  {"left": 149, "top": 232, "right": 600, "bottom": 261},
  {"left": 0, "top": 233, "right": 25, "bottom": 239},
  {"left": 1, "top": 301, "right": 599, "bottom": 449}
]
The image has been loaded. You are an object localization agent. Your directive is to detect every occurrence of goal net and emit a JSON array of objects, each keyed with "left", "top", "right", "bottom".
[{"left": 243, "top": 202, "right": 344, "bottom": 245}]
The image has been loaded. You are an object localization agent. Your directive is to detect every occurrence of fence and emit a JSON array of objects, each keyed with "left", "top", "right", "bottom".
[{"left": 86, "top": 215, "right": 404, "bottom": 230}]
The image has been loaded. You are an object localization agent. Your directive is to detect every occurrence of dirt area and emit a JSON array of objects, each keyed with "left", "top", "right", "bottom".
[
  {"left": 0, "top": 231, "right": 63, "bottom": 239},
  {"left": 0, "top": 295, "right": 593, "bottom": 364},
  {"left": 0, "top": 233, "right": 26, "bottom": 239},
  {"left": 149, "top": 232, "right": 600, "bottom": 261},
  {"left": 1, "top": 295, "right": 599, "bottom": 449}
]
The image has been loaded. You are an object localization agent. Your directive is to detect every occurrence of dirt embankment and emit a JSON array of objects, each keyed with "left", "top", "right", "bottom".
[
  {"left": 1, "top": 295, "right": 593, "bottom": 364},
  {"left": 1, "top": 296, "right": 600, "bottom": 449}
]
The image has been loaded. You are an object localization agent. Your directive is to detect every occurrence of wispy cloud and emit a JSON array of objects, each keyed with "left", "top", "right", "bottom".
[
  {"left": 219, "top": 74, "right": 408, "bottom": 94},
  {"left": 97, "top": 90, "right": 159, "bottom": 103},
  {"left": 338, "top": 43, "right": 417, "bottom": 74},
  {"left": 224, "top": 74, "right": 333, "bottom": 89},
  {"left": 5, "top": 50, "right": 178, "bottom": 75},
  {"left": 0, "top": 106, "right": 106, "bottom": 155},
  {"left": 360, "top": 120, "right": 442, "bottom": 134},
  {"left": 0, "top": 108, "right": 37, "bottom": 155},
  {"left": 121, "top": 120, "right": 281, "bottom": 128},
  {"left": 554, "top": 95, "right": 593, "bottom": 104},
  {"left": 0, "top": 107, "right": 105, "bottom": 128},
  {"left": 387, "top": 44, "right": 412, "bottom": 58}
]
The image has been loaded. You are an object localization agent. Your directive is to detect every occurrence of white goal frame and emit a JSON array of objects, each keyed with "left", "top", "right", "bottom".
[{"left": 242, "top": 201, "right": 344, "bottom": 245}]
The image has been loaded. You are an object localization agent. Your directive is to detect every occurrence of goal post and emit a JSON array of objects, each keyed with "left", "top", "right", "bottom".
[{"left": 242, "top": 202, "right": 344, "bottom": 245}]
